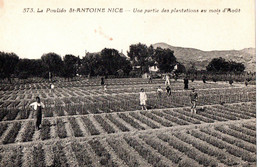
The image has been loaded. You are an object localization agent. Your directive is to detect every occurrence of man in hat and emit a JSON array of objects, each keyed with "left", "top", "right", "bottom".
[
  {"left": 30, "top": 96, "right": 45, "bottom": 130},
  {"left": 190, "top": 87, "right": 198, "bottom": 114}
]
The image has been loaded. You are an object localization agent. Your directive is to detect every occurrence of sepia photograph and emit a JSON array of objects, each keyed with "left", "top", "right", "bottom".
[{"left": 0, "top": 0, "right": 256, "bottom": 166}]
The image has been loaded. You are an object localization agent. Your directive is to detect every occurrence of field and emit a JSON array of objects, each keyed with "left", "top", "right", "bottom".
[{"left": 0, "top": 78, "right": 256, "bottom": 167}]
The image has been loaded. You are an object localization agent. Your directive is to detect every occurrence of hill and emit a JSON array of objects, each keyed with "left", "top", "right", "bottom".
[{"left": 152, "top": 43, "right": 255, "bottom": 72}]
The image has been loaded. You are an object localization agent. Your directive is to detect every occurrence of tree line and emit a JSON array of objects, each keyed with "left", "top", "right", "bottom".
[{"left": 0, "top": 43, "right": 246, "bottom": 83}]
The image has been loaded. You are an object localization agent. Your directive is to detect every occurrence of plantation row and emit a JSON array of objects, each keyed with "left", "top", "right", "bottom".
[
  {"left": 0, "top": 79, "right": 242, "bottom": 96},
  {"left": 0, "top": 120, "right": 256, "bottom": 167},
  {"left": 0, "top": 84, "right": 255, "bottom": 110},
  {"left": 0, "top": 102, "right": 255, "bottom": 144},
  {"left": 0, "top": 87, "right": 256, "bottom": 121},
  {"left": 0, "top": 78, "right": 166, "bottom": 91}
]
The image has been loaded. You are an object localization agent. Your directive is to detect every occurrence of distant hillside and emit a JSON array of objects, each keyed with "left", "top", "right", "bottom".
[{"left": 152, "top": 43, "right": 255, "bottom": 72}]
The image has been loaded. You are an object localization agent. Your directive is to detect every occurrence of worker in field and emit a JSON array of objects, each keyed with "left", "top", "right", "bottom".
[
  {"left": 148, "top": 74, "right": 153, "bottom": 84},
  {"left": 101, "top": 77, "right": 105, "bottom": 86},
  {"left": 202, "top": 75, "right": 207, "bottom": 83},
  {"left": 184, "top": 76, "right": 189, "bottom": 90},
  {"left": 165, "top": 73, "right": 170, "bottom": 85},
  {"left": 50, "top": 83, "right": 55, "bottom": 93},
  {"left": 166, "top": 85, "right": 171, "bottom": 96},
  {"left": 104, "top": 85, "right": 107, "bottom": 92},
  {"left": 190, "top": 87, "right": 198, "bottom": 114},
  {"left": 157, "top": 86, "right": 163, "bottom": 98},
  {"left": 140, "top": 88, "right": 148, "bottom": 110},
  {"left": 30, "top": 96, "right": 45, "bottom": 130}
]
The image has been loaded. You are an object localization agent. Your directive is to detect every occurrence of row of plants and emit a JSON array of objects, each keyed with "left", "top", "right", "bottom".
[
  {"left": 157, "top": 133, "right": 218, "bottom": 166},
  {"left": 0, "top": 78, "right": 164, "bottom": 91},
  {"left": 163, "top": 110, "right": 201, "bottom": 124},
  {"left": 81, "top": 116, "right": 100, "bottom": 135},
  {"left": 215, "top": 126, "right": 256, "bottom": 144},
  {"left": 32, "top": 144, "right": 46, "bottom": 167},
  {"left": 129, "top": 112, "right": 160, "bottom": 129},
  {"left": 40, "top": 119, "right": 51, "bottom": 140},
  {"left": 117, "top": 113, "right": 145, "bottom": 130},
  {"left": 181, "top": 108, "right": 215, "bottom": 123},
  {"left": 52, "top": 142, "right": 69, "bottom": 167},
  {"left": 140, "top": 111, "right": 174, "bottom": 127},
  {"left": 105, "top": 114, "right": 129, "bottom": 132},
  {"left": 212, "top": 106, "right": 251, "bottom": 119},
  {"left": 68, "top": 118, "right": 83, "bottom": 137},
  {"left": 242, "top": 123, "right": 256, "bottom": 131},
  {"left": 152, "top": 110, "right": 189, "bottom": 125},
  {"left": 221, "top": 104, "right": 256, "bottom": 118},
  {"left": 173, "top": 131, "right": 238, "bottom": 166},
  {"left": 190, "top": 128, "right": 256, "bottom": 162},
  {"left": 106, "top": 137, "right": 141, "bottom": 166},
  {"left": 2, "top": 122, "right": 21, "bottom": 144},
  {"left": 70, "top": 142, "right": 93, "bottom": 166},
  {"left": 139, "top": 134, "right": 182, "bottom": 164},
  {"left": 93, "top": 115, "right": 116, "bottom": 134},
  {"left": 202, "top": 107, "right": 238, "bottom": 120},
  {"left": 228, "top": 124, "right": 256, "bottom": 137},
  {"left": 200, "top": 128, "right": 256, "bottom": 153},
  {"left": 56, "top": 118, "right": 67, "bottom": 138},
  {"left": 0, "top": 123, "right": 8, "bottom": 137},
  {"left": 0, "top": 146, "right": 23, "bottom": 166},
  {"left": 88, "top": 139, "right": 118, "bottom": 166},
  {"left": 124, "top": 136, "right": 169, "bottom": 167},
  {"left": 22, "top": 121, "right": 35, "bottom": 142}
]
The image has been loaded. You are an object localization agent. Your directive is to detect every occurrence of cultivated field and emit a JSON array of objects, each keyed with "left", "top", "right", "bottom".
[{"left": 0, "top": 78, "right": 256, "bottom": 167}]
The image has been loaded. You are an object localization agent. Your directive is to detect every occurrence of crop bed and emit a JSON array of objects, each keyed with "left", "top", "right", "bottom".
[{"left": 0, "top": 79, "right": 256, "bottom": 166}]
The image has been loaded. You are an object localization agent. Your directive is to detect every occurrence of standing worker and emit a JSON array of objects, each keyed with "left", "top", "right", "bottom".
[
  {"left": 101, "top": 77, "right": 105, "bottom": 86},
  {"left": 190, "top": 88, "right": 198, "bottom": 114},
  {"left": 101, "top": 77, "right": 105, "bottom": 90},
  {"left": 184, "top": 76, "right": 189, "bottom": 90},
  {"left": 157, "top": 86, "right": 163, "bottom": 98},
  {"left": 140, "top": 88, "right": 148, "bottom": 110},
  {"left": 202, "top": 75, "right": 207, "bottom": 83},
  {"left": 166, "top": 85, "right": 171, "bottom": 96},
  {"left": 50, "top": 83, "right": 55, "bottom": 93},
  {"left": 148, "top": 74, "right": 153, "bottom": 84},
  {"left": 165, "top": 74, "right": 170, "bottom": 85},
  {"left": 30, "top": 97, "right": 45, "bottom": 130}
]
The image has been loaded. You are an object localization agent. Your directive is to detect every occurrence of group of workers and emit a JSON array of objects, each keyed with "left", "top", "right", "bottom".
[
  {"left": 29, "top": 76, "right": 198, "bottom": 131},
  {"left": 139, "top": 84, "right": 198, "bottom": 113}
]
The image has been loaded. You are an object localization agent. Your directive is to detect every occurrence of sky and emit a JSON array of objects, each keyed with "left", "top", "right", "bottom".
[{"left": 0, "top": 0, "right": 255, "bottom": 59}]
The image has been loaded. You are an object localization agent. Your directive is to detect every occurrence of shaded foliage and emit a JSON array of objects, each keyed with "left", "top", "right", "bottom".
[
  {"left": 0, "top": 52, "right": 19, "bottom": 82},
  {"left": 206, "top": 57, "right": 245, "bottom": 73}
]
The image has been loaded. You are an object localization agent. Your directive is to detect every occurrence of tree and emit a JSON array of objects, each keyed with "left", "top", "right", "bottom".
[
  {"left": 63, "top": 54, "right": 79, "bottom": 80},
  {"left": 127, "top": 43, "right": 151, "bottom": 73},
  {"left": 152, "top": 47, "right": 177, "bottom": 73},
  {"left": 206, "top": 57, "right": 245, "bottom": 73},
  {"left": 175, "top": 63, "right": 186, "bottom": 74},
  {"left": 187, "top": 62, "right": 197, "bottom": 74},
  {"left": 41, "top": 53, "right": 63, "bottom": 77},
  {"left": 81, "top": 48, "right": 132, "bottom": 77},
  {"left": 0, "top": 52, "right": 19, "bottom": 83}
]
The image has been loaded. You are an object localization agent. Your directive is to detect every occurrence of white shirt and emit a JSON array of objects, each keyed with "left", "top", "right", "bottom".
[
  {"left": 140, "top": 92, "right": 147, "bottom": 101},
  {"left": 157, "top": 88, "right": 163, "bottom": 93},
  {"left": 51, "top": 84, "right": 55, "bottom": 89},
  {"left": 30, "top": 102, "right": 45, "bottom": 110},
  {"left": 166, "top": 75, "right": 170, "bottom": 80}
]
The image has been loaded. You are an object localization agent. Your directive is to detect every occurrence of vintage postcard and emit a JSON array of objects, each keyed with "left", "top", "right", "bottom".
[{"left": 0, "top": 0, "right": 256, "bottom": 166}]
